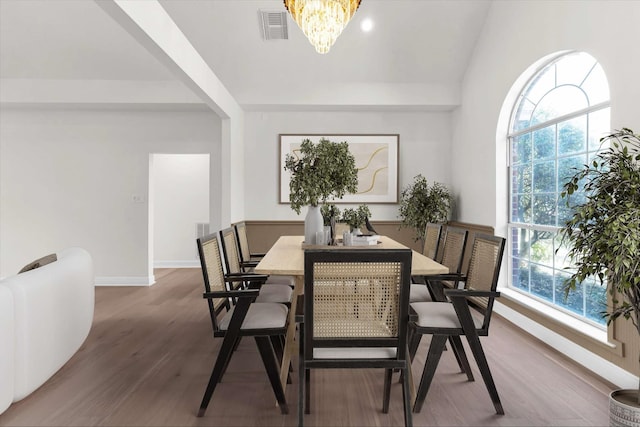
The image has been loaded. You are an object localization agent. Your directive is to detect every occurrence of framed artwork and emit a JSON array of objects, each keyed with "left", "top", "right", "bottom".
[{"left": 279, "top": 134, "right": 399, "bottom": 204}]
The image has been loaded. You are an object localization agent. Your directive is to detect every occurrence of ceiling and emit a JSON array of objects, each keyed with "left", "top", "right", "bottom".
[{"left": 0, "top": 0, "right": 492, "bottom": 111}]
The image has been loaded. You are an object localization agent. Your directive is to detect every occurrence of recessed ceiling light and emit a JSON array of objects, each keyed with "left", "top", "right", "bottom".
[{"left": 361, "top": 18, "right": 373, "bottom": 32}]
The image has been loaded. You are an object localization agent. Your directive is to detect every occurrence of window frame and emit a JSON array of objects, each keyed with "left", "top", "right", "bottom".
[{"left": 506, "top": 52, "right": 610, "bottom": 330}]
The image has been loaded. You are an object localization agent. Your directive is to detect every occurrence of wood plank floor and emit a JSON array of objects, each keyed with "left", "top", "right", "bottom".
[{"left": 0, "top": 268, "right": 614, "bottom": 426}]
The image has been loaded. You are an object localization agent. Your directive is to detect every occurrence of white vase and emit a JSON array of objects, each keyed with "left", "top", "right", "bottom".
[{"left": 305, "top": 205, "right": 324, "bottom": 245}]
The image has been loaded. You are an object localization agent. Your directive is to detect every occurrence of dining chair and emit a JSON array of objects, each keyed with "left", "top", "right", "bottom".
[
  {"left": 234, "top": 222, "right": 296, "bottom": 288},
  {"left": 410, "top": 226, "right": 468, "bottom": 304},
  {"left": 196, "top": 232, "right": 289, "bottom": 417},
  {"left": 409, "top": 233, "right": 506, "bottom": 415},
  {"left": 299, "top": 248, "right": 413, "bottom": 427},
  {"left": 220, "top": 227, "right": 293, "bottom": 305}
]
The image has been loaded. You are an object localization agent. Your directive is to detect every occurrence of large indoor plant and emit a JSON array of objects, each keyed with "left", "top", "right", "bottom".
[
  {"left": 284, "top": 138, "right": 358, "bottom": 244},
  {"left": 559, "top": 128, "right": 640, "bottom": 425},
  {"left": 398, "top": 174, "right": 452, "bottom": 244}
]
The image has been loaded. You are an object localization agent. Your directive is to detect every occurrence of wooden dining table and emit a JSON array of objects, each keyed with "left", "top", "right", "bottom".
[{"left": 254, "top": 235, "right": 449, "bottom": 390}]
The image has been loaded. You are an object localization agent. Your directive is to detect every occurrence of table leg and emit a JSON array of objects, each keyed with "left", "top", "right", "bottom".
[{"left": 280, "top": 276, "right": 303, "bottom": 389}]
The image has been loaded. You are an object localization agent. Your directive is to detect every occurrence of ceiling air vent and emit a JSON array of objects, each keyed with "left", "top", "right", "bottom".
[{"left": 259, "top": 10, "right": 288, "bottom": 40}]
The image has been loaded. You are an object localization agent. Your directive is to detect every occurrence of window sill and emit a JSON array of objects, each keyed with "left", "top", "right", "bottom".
[{"left": 498, "top": 287, "right": 612, "bottom": 348}]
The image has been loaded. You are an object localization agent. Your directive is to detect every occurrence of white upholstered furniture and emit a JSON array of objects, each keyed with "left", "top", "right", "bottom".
[{"left": 0, "top": 247, "right": 94, "bottom": 415}]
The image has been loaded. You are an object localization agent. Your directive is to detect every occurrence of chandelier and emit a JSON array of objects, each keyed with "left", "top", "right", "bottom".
[{"left": 284, "top": 0, "right": 362, "bottom": 54}]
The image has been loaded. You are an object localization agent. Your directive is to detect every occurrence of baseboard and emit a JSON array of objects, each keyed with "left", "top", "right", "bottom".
[
  {"left": 153, "top": 260, "right": 200, "bottom": 268},
  {"left": 495, "top": 301, "right": 638, "bottom": 389},
  {"left": 95, "top": 276, "right": 156, "bottom": 286}
]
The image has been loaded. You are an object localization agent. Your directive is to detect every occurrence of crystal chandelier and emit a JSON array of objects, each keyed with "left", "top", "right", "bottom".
[{"left": 284, "top": 0, "right": 361, "bottom": 54}]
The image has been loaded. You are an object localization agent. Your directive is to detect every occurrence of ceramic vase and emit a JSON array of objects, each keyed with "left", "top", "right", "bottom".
[{"left": 305, "top": 205, "right": 324, "bottom": 245}]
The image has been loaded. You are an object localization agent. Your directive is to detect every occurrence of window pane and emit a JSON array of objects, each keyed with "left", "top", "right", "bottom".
[
  {"left": 513, "top": 258, "right": 530, "bottom": 292},
  {"left": 558, "top": 117, "right": 586, "bottom": 155},
  {"left": 582, "top": 63, "right": 610, "bottom": 105},
  {"left": 513, "top": 98, "right": 535, "bottom": 131},
  {"left": 533, "top": 160, "right": 555, "bottom": 193},
  {"left": 530, "top": 230, "right": 554, "bottom": 266},
  {"left": 532, "top": 194, "right": 556, "bottom": 225},
  {"left": 530, "top": 264, "right": 554, "bottom": 302},
  {"left": 524, "top": 65, "right": 555, "bottom": 105},
  {"left": 556, "top": 52, "right": 595, "bottom": 86},
  {"left": 555, "top": 270, "right": 583, "bottom": 315},
  {"left": 533, "top": 126, "right": 555, "bottom": 160},
  {"left": 558, "top": 154, "right": 585, "bottom": 189},
  {"left": 532, "top": 86, "right": 588, "bottom": 124},
  {"left": 512, "top": 134, "right": 532, "bottom": 164}
]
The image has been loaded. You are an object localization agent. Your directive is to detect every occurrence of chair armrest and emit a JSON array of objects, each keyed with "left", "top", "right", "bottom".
[
  {"left": 223, "top": 273, "right": 268, "bottom": 283},
  {"left": 203, "top": 289, "right": 260, "bottom": 299},
  {"left": 240, "top": 260, "right": 259, "bottom": 268},
  {"left": 422, "top": 273, "right": 466, "bottom": 281},
  {"left": 444, "top": 289, "right": 500, "bottom": 298}
]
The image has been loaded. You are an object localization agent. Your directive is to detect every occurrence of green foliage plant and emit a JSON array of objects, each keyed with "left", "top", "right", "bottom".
[
  {"left": 559, "top": 128, "right": 640, "bottom": 397},
  {"left": 284, "top": 138, "right": 358, "bottom": 215},
  {"left": 398, "top": 174, "right": 452, "bottom": 241},
  {"left": 341, "top": 204, "right": 371, "bottom": 231}
]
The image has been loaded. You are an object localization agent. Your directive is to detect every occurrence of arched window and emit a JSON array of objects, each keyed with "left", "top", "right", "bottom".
[{"left": 508, "top": 52, "right": 610, "bottom": 326}]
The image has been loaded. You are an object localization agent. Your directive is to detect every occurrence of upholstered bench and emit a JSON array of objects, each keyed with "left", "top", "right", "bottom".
[{"left": 0, "top": 247, "right": 94, "bottom": 414}]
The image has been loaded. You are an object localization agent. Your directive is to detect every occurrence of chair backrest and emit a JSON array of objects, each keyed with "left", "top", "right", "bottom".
[
  {"left": 422, "top": 223, "right": 442, "bottom": 259},
  {"left": 303, "top": 249, "right": 412, "bottom": 359},
  {"left": 196, "top": 232, "right": 229, "bottom": 332},
  {"left": 464, "top": 233, "right": 506, "bottom": 329},
  {"left": 234, "top": 222, "right": 251, "bottom": 263},
  {"left": 219, "top": 227, "right": 245, "bottom": 292},
  {"left": 439, "top": 226, "right": 469, "bottom": 274}
]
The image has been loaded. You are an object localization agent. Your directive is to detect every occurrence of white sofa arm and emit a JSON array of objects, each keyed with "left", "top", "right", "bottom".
[
  {"left": 0, "top": 285, "right": 13, "bottom": 414},
  {"left": 1, "top": 247, "right": 94, "bottom": 402}
]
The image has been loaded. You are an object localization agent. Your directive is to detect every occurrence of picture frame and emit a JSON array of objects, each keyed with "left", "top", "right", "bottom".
[{"left": 279, "top": 134, "right": 399, "bottom": 204}]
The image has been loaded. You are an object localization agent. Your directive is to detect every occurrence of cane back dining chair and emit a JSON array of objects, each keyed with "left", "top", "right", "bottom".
[
  {"left": 299, "top": 248, "right": 414, "bottom": 427},
  {"left": 196, "top": 232, "right": 289, "bottom": 417},
  {"left": 219, "top": 227, "right": 293, "bottom": 305},
  {"left": 409, "top": 233, "right": 506, "bottom": 415},
  {"left": 410, "top": 226, "right": 468, "bottom": 304},
  {"left": 234, "top": 222, "right": 296, "bottom": 288}
]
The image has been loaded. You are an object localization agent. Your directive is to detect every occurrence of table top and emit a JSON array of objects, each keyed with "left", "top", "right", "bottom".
[{"left": 254, "top": 235, "right": 448, "bottom": 276}]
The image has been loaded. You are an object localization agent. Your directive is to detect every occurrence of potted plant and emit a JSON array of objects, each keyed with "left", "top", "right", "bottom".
[
  {"left": 341, "top": 204, "right": 371, "bottom": 234},
  {"left": 398, "top": 174, "right": 452, "bottom": 244},
  {"left": 284, "top": 138, "right": 358, "bottom": 244},
  {"left": 558, "top": 128, "right": 640, "bottom": 426}
]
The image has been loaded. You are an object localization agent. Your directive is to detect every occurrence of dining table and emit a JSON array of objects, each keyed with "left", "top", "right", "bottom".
[{"left": 254, "top": 235, "right": 449, "bottom": 391}]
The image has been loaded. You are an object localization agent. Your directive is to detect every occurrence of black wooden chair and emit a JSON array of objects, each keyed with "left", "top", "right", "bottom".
[
  {"left": 410, "top": 226, "right": 468, "bottom": 304},
  {"left": 219, "top": 227, "right": 293, "bottom": 305},
  {"left": 299, "top": 248, "right": 413, "bottom": 427},
  {"left": 196, "top": 232, "right": 289, "bottom": 417},
  {"left": 234, "top": 222, "right": 296, "bottom": 288},
  {"left": 409, "top": 233, "right": 506, "bottom": 415}
]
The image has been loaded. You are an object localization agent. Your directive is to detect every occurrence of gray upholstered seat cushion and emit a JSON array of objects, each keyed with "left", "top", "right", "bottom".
[
  {"left": 313, "top": 347, "right": 397, "bottom": 359},
  {"left": 410, "top": 301, "right": 483, "bottom": 329},
  {"left": 219, "top": 302, "right": 288, "bottom": 330},
  {"left": 409, "top": 283, "right": 432, "bottom": 303},
  {"left": 266, "top": 275, "right": 296, "bottom": 288},
  {"left": 255, "top": 284, "right": 293, "bottom": 303}
]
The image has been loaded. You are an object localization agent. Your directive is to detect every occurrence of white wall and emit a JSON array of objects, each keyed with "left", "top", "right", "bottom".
[
  {"left": 0, "top": 108, "right": 221, "bottom": 283},
  {"left": 243, "top": 111, "right": 452, "bottom": 221},
  {"left": 152, "top": 154, "right": 209, "bottom": 267}
]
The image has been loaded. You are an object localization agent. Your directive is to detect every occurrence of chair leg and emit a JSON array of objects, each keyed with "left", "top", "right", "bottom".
[
  {"left": 270, "top": 335, "right": 292, "bottom": 384},
  {"left": 448, "top": 336, "right": 474, "bottom": 381},
  {"left": 400, "top": 365, "right": 413, "bottom": 427},
  {"left": 465, "top": 334, "right": 504, "bottom": 414},
  {"left": 305, "top": 369, "right": 311, "bottom": 414},
  {"left": 383, "top": 368, "right": 392, "bottom": 413},
  {"left": 413, "top": 334, "right": 447, "bottom": 413},
  {"left": 298, "top": 326, "right": 305, "bottom": 426},
  {"left": 254, "top": 336, "right": 289, "bottom": 414},
  {"left": 197, "top": 331, "right": 239, "bottom": 417}
]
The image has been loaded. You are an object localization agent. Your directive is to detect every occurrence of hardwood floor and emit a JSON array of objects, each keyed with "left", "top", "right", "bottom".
[{"left": 0, "top": 268, "right": 613, "bottom": 426}]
